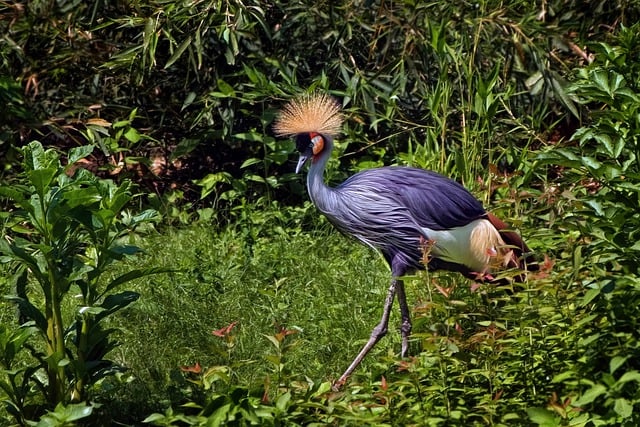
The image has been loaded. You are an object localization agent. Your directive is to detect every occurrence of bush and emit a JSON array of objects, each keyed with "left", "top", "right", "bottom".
[{"left": 0, "top": 141, "right": 166, "bottom": 424}]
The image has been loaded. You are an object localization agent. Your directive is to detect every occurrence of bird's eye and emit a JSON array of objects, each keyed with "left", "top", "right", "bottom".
[{"left": 310, "top": 132, "right": 324, "bottom": 155}]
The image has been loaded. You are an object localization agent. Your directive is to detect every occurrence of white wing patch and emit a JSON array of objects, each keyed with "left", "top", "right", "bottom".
[{"left": 422, "top": 219, "right": 510, "bottom": 273}]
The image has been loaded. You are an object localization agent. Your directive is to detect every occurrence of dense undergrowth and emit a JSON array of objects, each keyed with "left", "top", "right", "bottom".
[{"left": 2, "top": 0, "right": 640, "bottom": 425}]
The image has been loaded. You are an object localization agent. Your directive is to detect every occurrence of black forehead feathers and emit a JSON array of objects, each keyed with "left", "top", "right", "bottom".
[{"left": 295, "top": 133, "right": 313, "bottom": 153}]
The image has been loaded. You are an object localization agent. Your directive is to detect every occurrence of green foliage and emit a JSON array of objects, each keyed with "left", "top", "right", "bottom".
[
  {"left": 3, "top": 2, "right": 640, "bottom": 426},
  {"left": 530, "top": 23, "right": 640, "bottom": 425},
  {"left": 3, "top": 0, "right": 639, "bottom": 220},
  {"left": 0, "top": 141, "right": 165, "bottom": 424}
]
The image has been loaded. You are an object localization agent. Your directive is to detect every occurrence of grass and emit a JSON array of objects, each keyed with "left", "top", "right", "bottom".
[
  {"left": 99, "top": 222, "right": 395, "bottom": 414},
  {"left": 75, "top": 200, "right": 577, "bottom": 425},
  {"left": 0, "top": 185, "right": 630, "bottom": 425}
]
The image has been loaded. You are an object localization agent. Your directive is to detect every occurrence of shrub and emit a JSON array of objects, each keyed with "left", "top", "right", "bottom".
[{"left": 0, "top": 141, "right": 166, "bottom": 424}]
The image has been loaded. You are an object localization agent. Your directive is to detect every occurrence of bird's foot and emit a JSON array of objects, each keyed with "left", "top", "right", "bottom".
[{"left": 331, "top": 377, "right": 347, "bottom": 392}]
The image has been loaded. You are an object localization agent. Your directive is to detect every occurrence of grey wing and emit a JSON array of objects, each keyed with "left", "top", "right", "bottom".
[{"left": 338, "top": 167, "right": 487, "bottom": 231}]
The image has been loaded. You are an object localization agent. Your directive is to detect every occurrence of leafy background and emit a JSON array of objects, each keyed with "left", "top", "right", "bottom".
[{"left": 2, "top": 0, "right": 640, "bottom": 425}]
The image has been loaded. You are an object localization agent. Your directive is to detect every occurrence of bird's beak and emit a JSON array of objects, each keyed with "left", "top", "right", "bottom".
[{"left": 296, "top": 154, "right": 310, "bottom": 174}]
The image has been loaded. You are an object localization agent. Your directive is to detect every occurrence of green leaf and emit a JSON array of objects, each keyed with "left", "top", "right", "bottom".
[
  {"left": 275, "top": 392, "right": 291, "bottom": 411},
  {"left": 64, "top": 187, "right": 102, "bottom": 208},
  {"left": 36, "top": 402, "right": 93, "bottom": 426},
  {"left": 165, "top": 35, "right": 192, "bottom": 69},
  {"left": 527, "top": 407, "right": 560, "bottom": 427},
  {"left": 92, "top": 291, "right": 140, "bottom": 323},
  {"left": 240, "top": 158, "right": 262, "bottom": 168},
  {"left": 0, "top": 323, "right": 38, "bottom": 367},
  {"left": 181, "top": 91, "right": 197, "bottom": 111},
  {"left": 573, "top": 383, "right": 607, "bottom": 406},
  {"left": 550, "top": 73, "right": 579, "bottom": 118},
  {"left": 584, "top": 199, "right": 605, "bottom": 217},
  {"left": 592, "top": 69, "right": 611, "bottom": 95},
  {"left": 123, "top": 127, "right": 141, "bottom": 144},
  {"left": 581, "top": 156, "right": 602, "bottom": 173},
  {"left": 68, "top": 145, "right": 95, "bottom": 164},
  {"left": 614, "top": 398, "right": 633, "bottom": 419},
  {"left": 23, "top": 141, "right": 59, "bottom": 172},
  {"left": 171, "top": 138, "right": 201, "bottom": 160},
  {"left": 195, "top": 172, "right": 232, "bottom": 199},
  {"left": 610, "top": 356, "right": 629, "bottom": 374},
  {"left": 233, "top": 132, "right": 263, "bottom": 142},
  {"left": 0, "top": 186, "right": 29, "bottom": 209},
  {"left": 28, "top": 168, "right": 58, "bottom": 198},
  {"left": 128, "top": 209, "right": 159, "bottom": 226},
  {"left": 104, "top": 267, "right": 174, "bottom": 295},
  {"left": 617, "top": 370, "right": 640, "bottom": 384},
  {"left": 110, "top": 244, "right": 143, "bottom": 256},
  {"left": 142, "top": 413, "right": 166, "bottom": 423},
  {"left": 216, "top": 79, "right": 236, "bottom": 97}
]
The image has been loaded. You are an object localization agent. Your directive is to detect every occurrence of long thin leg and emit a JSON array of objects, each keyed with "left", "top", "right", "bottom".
[
  {"left": 395, "top": 279, "right": 412, "bottom": 357},
  {"left": 334, "top": 278, "right": 398, "bottom": 390}
]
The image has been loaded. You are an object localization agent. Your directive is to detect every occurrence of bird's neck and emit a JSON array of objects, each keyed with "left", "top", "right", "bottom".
[{"left": 306, "top": 137, "right": 337, "bottom": 211}]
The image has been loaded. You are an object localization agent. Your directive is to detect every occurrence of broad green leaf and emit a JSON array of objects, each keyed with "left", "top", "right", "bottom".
[
  {"left": 610, "top": 356, "right": 629, "bottom": 374},
  {"left": 78, "top": 306, "right": 107, "bottom": 316},
  {"left": 195, "top": 172, "right": 232, "bottom": 198},
  {"left": 617, "top": 370, "right": 640, "bottom": 384},
  {"left": 28, "top": 168, "right": 58, "bottom": 198},
  {"left": 584, "top": 199, "right": 605, "bottom": 217},
  {"left": 550, "top": 73, "right": 579, "bottom": 118},
  {"left": 614, "top": 398, "right": 633, "bottom": 419},
  {"left": 64, "top": 188, "right": 102, "bottom": 208},
  {"left": 181, "top": 91, "right": 197, "bottom": 111},
  {"left": 581, "top": 156, "right": 602, "bottom": 173},
  {"left": 0, "top": 186, "right": 31, "bottom": 214},
  {"left": 246, "top": 174, "right": 266, "bottom": 183},
  {"left": 573, "top": 383, "right": 606, "bottom": 406},
  {"left": 0, "top": 323, "right": 38, "bottom": 366},
  {"left": 123, "top": 127, "right": 141, "bottom": 144},
  {"left": 130, "top": 209, "right": 159, "bottom": 225},
  {"left": 142, "top": 414, "right": 166, "bottom": 423},
  {"left": 216, "top": 79, "right": 236, "bottom": 97},
  {"left": 23, "top": 141, "right": 59, "bottom": 172},
  {"left": 37, "top": 402, "right": 93, "bottom": 425},
  {"left": 592, "top": 69, "right": 611, "bottom": 96},
  {"left": 275, "top": 392, "right": 291, "bottom": 411},
  {"left": 552, "top": 370, "right": 576, "bottom": 383},
  {"left": 0, "top": 240, "right": 46, "bottom": 283},
  {"left": 526, "top": 407, "right": 560, "bottom": 427},
  {"left": 68, "top": 145, "right": 95, "bottom": 164}
]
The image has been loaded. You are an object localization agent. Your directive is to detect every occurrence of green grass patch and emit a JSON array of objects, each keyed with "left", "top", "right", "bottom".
[{"left": 81, "top": 217, "right": 585, "bottom": 425}]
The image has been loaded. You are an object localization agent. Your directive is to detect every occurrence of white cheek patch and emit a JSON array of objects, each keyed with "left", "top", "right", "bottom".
[{"left": 311, "top": 135, "right": 324, "bottom": 155}]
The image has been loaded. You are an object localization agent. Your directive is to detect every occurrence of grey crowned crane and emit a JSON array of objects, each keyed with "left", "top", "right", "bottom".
[{"left": 273, "top": 92, "right": 535, "bottom": 389}]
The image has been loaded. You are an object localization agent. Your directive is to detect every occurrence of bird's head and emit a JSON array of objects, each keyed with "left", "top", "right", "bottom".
[
  {"left": 295, "top": 131, "right": 325, "bottom": 173},
  {"left": 273, "top": 92, "right": 343, "bottom": 173}
]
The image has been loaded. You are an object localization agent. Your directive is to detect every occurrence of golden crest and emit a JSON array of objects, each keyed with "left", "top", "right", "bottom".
[{"left": 273, "top": 92, "right": 344, "bottom": 138}]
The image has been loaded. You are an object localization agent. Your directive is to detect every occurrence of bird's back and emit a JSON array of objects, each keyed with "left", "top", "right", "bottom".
[
  {"left": 334, "top": 166, "right": 486, "bottom": 229},
  {"left": 314, "top": 166, "right": 488, "bottom": 271}
]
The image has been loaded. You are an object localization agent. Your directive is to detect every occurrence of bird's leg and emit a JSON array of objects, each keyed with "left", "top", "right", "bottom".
[
  {"left": 334, "top": 278, "right": 398, "bottom": 390},
  {"left": 395, "top": 279, "right": 412, "bottom": 358}
]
